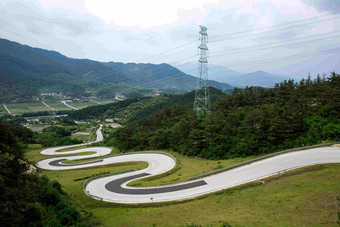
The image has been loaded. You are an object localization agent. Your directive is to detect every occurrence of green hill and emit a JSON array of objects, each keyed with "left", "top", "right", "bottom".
[
  {"left": 0, "top": 38, "right": 232, "bottom": 103},
  {"left": 69, "top": 87, "right": 226, "bottom": 124},
  {"left": 110, "top": 73, "right": 340, "bottom": 158}
]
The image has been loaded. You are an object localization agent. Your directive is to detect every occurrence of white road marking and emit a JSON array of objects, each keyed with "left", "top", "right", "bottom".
[
  {"left": 42, "top": 101, "right": 56, "bottom": 111},
  {"left": 91, "top": 99, "right": 101, "bottom": 105},
  {"left": 62, "top": 101, "right": 79, "bottom": 110},
  {"left": 3, "top": 104, "right": 12, "bottom": 115}
]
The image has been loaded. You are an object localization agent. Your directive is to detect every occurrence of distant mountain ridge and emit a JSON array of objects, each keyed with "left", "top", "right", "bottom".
[
  {"left": 177, "top": 64, "right": 290, "bottom": 88},
  {"left": 103, "top": 62, "right": 233, "bottom": 91},
  {"left": 229, "top": 70, "right": 290, "bottom": 88},
  {"left": 0, "top": 38, "right": 232, "bottom": 102}
]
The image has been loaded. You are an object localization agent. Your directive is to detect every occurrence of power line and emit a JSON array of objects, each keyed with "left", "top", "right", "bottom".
[
  {"left": 210, "top": 31, "right": 340, "bottom": 56},
  {"left": 214, "top": 48, "right": 340, "bottom": 70},
  {"left": 209, "top": 11, "right": 340, "bottom": 43}
]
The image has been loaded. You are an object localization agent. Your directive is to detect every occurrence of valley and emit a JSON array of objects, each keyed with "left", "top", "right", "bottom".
[
  {"left": 17, "top": 73, "right": 340, "bottom": 226},
  {"left": 1, "top": 2, "right": 340, "bottom": 226}
]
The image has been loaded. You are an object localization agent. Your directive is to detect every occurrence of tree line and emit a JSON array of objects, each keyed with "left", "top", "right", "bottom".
[
  {"left": 69, "top": 87, "right": 226, "bottom": 124},
  {"left": 0, "top": 119, "right": 99, "bottom": 226},
  {"left": 107, "top": 73, "right": 340, "bottom": 159}
]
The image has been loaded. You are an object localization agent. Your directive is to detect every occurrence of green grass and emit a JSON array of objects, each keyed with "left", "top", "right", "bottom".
[
  {"left": 25, "top": 148, "right": 340, "bottom": 227},
  {"left": 44, "top": 101, "right": 72, "bottom": 111},
  {"left": 71, "top": 134, "right": 93, "bottom": 141},
  {"left": 5, "top": 103, "right": 52, "bottom": 115},
  {"left": 67, "top": 102, "right": 96, "bottom": 109},
  {"left": 6, "top": 103, "right": 53, "bottom": 115},
  {"left": 25, "top": 148, "right": 97, "bottom": 165},
  {"left": 61, "top": 156, "right": 110, "bottom": 165},
  {"left": 2, "top": 100, "right": 115, "bottom": 115},
  {"left": 95, "top": 99, "right": 116, "bottom": 105},
  {"left": 128, "top": 150, "right": 260, "bottom": 187},
  {"left": 27, "top": 125, "right": 49, "bottom": 132},
  {"left": 6, "top": 103, "right": 31, "bottom": 115},
  {"left": 25, "top": 103, "right": 50, "bottom": 112},
  {"left": 56, "top": 145, "right": 91, "bottom": 152}
]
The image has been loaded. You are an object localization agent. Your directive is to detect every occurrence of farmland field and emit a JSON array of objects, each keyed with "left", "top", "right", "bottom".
[
  {"left": 5, "top": 103, "right": 52, "bottom": 115},
  {"left": 67, "top": 102, "right": 97, "bottom": 109},
  {"left": 94, "top": 99, "right": 116, "bottom": 105},
  {"left": 2, "top": 99, "right": 116, "bottom": 115},
  {"left": 6, "top": 104, "right": 33, "bottom": 115},
  {"left": 25, "top": 103, "right": 50, "bottom": 112},
  {"left": 28, "top": 125, "right": 49, "bottom": 132},
  {"left": 44, "top": 101, "right": 73, "bottom": 111}
]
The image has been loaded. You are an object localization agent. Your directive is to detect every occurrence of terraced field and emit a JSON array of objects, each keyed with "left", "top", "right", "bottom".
[
  {"left": 2, "top": 99, "right": 116, "bottom": 115},
  {"left": 95, "top": 99, "right": 116, "bottom": 105},
  {"left": 6, "top": 104, "right": 33, "bottom": 115},
  {"left": 24, "top": 103, "right": 50, "bottom": 112},
  {"left": 66, "top": 102, "right": 97, "bottom": 109},
  {"left": 44, "top": 101, "right": 73, "bottom": 111}
]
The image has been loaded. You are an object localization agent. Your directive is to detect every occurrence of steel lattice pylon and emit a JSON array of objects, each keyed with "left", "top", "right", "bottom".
[{"left": 194, "top": 25, "right": 210, "bottom": 117}]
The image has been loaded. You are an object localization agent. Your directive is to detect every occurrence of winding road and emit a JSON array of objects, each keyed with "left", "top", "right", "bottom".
[{"left": 36, "top": 126, "right": 340, "bottom": 204}]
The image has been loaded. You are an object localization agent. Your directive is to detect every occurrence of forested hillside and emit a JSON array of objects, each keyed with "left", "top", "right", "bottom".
[
  {"left": 0, "top": 120, "right": 98, "bottom": 226},
  {"left": 0, "top": 38, "right": 232, "bottom": 103},
  {"left": 69, "top": 87, "right": 226, "bottom": 124},
  {"left": 0, "top": 71, "right": 38, "bottom": 103},
  {"left": 108, "top": 73, "right": 340, "bottom": 159}
]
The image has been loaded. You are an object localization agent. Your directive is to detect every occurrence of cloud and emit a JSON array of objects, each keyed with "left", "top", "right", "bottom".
[
  {"left": 275, "top": 31, "right": 297, "bottom": 40},
  {"left": 123, "top": 34, "right": 159, "bottom": 46},
  {"left": 0, "top": 0, "right": 338, "bottom": 75},
  {"left": 83, "top": 0, "right": 220, "bottom": 30},
  {"left": 302, "top": 0, "right": 340, "bottom": 12}
]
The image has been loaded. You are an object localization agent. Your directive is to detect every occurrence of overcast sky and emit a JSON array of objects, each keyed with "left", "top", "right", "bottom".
[{"left": 1, "top": 0, "right": 340, "bottom": 77}]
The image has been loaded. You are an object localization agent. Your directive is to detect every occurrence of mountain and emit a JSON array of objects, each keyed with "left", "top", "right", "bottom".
[
  {"left": 69, "top": 87, "right": 226, "bottom": 124},
  {"left": 176, "top": 63, "right": 242, "bottom": 83},
  {"left": 229, "top": 70, "right": 291, "bottom": 88},
  {"left": 270, "top": 54, "right": 340, "bottom": 79},
  {"left": 176, "top": 63, "right": 290, "bottom": 88},
  {"left": 103, "top": 62, "right": 233, "bottom": 91},
  {"left": 0, "top": 38, "right": 233, "bottom": 102}
]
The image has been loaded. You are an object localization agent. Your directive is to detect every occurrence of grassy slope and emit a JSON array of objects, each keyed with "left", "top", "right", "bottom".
[
  {"left": 91, "top": 164, "right": 340, "bottom": 227},
  {"left": 128, "top": 150, "right": 260, "bottom": 187},
  {"left": 25, "top": 103, "right": 51, "bottom": 112},
  {"left": 25, "top": 147, "right": 340, "bottom": 226},
  {"left": 2, "top": 100, "right": 115, "bottom": 115},
  {"left": 45, "top": 102, "right": 73, "bottom": 111},
  {"left": 6, "top": 103, "right": 31, "bottom": 114}
]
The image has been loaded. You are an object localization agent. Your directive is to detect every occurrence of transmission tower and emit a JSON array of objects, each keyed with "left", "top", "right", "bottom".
[{"left": 194, "top": 25, "right": 210, "bottom": 117}]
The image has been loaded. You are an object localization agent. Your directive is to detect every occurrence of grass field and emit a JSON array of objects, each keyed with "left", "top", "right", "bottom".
[
  {"left": 25, "top": 103, "right": 50, "bottom": 112},
  {"left": 25, "top": 147, "right": 340, "bottom": 226},
  {"left": 6, "top": 103, "right": 32, "bottom": 115},
  {"left": 44, "top": 101, "right": 73, "bottom": 111},
  {"left": 2, "top": 99, "right": 116, "bottom": 115},
  {"left": 64, "top": 102, "right": 95, "bottom": 109},
  {"left": 128, "top": 151, "right": 260, "bottom": 187},
  {"left": 27, "top": 125, "right": 49, "bottom": 132},
  {"left": 94, "top": 99, "right": 116, "bottom": 105},
  {"left": 5, "top": 103, "right": 51, "bottom": 115}
]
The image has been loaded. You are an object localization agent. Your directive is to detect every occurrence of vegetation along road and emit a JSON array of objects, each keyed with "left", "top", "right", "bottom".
[{"left": 36, "top": 126, "right": 340, "bottom": 204}]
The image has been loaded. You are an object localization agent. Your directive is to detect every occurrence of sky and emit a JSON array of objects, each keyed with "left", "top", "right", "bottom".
[{"left": 1, "top": 0, "right": 340, "bottom": 78}]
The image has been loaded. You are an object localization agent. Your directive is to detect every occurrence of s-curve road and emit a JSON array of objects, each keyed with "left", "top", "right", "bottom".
[{"left": 36, "top": 128, "right": 340, "bottom": 203}]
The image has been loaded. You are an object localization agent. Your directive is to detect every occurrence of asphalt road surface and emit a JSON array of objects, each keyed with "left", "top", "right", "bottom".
[{"left": 36, "top": 127, "right": 340, "bottom": 204}]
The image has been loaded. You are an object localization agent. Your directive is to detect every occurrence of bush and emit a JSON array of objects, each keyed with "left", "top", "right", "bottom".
[{"left": 41, "top": 186, "right": 61, "bottom": 206}]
